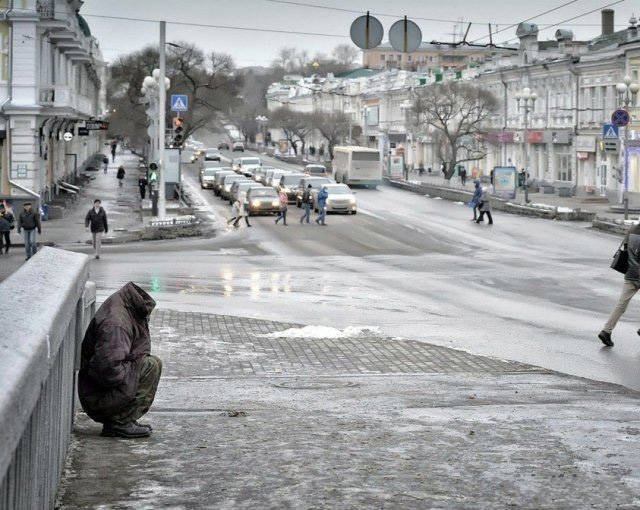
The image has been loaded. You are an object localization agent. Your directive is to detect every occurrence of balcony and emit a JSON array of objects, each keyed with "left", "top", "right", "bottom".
[{"left": 38, "top": 85, "right": 96, "bottom": 117}]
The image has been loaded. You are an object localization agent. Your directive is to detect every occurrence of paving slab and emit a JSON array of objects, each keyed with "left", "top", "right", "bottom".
[{"left": 56, "top": 311, "right": 640, "bottom": 509}]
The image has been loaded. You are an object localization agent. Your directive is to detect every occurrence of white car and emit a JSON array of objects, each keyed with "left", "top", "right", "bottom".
[
  {"left": 312, "top": 183, "right": 357, "bottom": 214},
  {"left": 204, "top": 148, "right": 221, "bottom": 161}
]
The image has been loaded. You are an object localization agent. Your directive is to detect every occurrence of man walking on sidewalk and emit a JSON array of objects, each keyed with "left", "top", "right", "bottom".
[
  {"left": 17, "top": 202, "right": 41, "bottom": 260},
  {"left": 85, "top": 199, "right": 108, "bottom": 259},
  {"left": 0, "top": 203, "right": 14, "bottom": 254},
  {"left": 110, "top": 141, "right": 117, "bottom": 162},
  {"left": 599, "top": 223, "right": 640, "bottom": 347}
]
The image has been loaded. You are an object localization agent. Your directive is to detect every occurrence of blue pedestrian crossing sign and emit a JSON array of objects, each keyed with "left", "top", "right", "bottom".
[
  {"left": 603, "top": 123, "right": 619, "bottom": 140},
  {"left": 171, "top": 94, "right": 188, "bottom": 112}
]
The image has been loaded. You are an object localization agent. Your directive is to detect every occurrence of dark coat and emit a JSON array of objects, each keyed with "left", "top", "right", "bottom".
[
  {"left": 85, "top": 207, "right": 108, "bottom": 233},
  {"left": 624, "top": 223, "right": 640, "bottom": 281},
  {"left": 78, "top": 282, "right": 156, "bottom": 422},
  {"left": 0, "top": 212, "right": 13, "bottom": 232},
  {"left": 17, "top": 209, "right": 41, "bottom": 233},
  {"left": 117, "top": 167, "right": 125, "bottom": 179}
]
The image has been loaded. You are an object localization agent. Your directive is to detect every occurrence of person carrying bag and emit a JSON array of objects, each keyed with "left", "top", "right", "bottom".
[{"left": 599, "top": 223, "right": 640, "bottom": 346}]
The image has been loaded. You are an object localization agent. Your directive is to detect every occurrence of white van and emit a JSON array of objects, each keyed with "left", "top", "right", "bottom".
[{"left": 332, "top": 146, "right": 381, "bottom": 187}]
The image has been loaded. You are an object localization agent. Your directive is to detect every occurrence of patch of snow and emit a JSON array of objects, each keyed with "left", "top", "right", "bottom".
[
  {"left": 259, "top": 325, "right": 381, "bottom": 339},
  {"left": 433, "top": 197, "right": 443, "bottom": 200},
  {"left": 556, "top": 206, "right": 574, "bottom": 213},
  {"left": 454, "top": 201, "right": 464, "bottom": 205}
]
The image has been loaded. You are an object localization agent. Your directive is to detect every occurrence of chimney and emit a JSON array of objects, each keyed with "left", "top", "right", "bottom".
[{"left": 602, "top": 9, "right": 614, "bottom": 36}]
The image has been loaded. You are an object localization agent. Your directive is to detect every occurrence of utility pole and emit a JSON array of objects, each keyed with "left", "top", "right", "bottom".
[{"left": 158, "top": 20, "right": 167, "bottom": 219}]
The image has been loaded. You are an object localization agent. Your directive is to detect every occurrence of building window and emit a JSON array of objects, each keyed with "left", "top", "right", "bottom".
[
  {"left": 381, "top": 54, "right": 385, "bottom": 61},
  {"left": 408, "top": 55, "right": 412, "bottom": 62}
]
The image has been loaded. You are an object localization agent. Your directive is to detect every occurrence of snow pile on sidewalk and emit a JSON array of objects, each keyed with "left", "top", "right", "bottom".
[{"left": 260, "top": 325, "right": 381, "bottom": 339}]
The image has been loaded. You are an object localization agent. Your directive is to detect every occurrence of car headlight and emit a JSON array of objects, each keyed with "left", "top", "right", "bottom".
[
  {"left": 272, "top": 200, "right": 279, "bottom": 207},
  {"left": 225, "top": 185, "right": 231, "bottom": 191},
  {"left": 349, "top": 197, "right": 356, "bottom": 203},
  {"left": 252, "top": 200, "right": 260, "bottom": 206}
]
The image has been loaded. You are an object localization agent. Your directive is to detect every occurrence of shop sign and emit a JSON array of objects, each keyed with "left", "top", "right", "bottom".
[
  {"left": 493, "top": 166, "right": 517, "bottom": 199},
  {"left": 577, "top": 151, "right": 590, "bottom": 160},
  {"left": 527, "top": 131, "right": 544, "bottom": 143}
]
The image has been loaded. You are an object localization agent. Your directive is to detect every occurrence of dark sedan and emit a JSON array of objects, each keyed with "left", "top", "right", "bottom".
[{"left": 246, "top": 187, "right": 281, "bottom": 215}]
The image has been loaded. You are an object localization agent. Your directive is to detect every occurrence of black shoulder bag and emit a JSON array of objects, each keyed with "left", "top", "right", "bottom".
[{"left": 611, "top": 242, "right": 629, "bottom": 274}]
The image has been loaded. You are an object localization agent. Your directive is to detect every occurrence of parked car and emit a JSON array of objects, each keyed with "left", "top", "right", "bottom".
[
  {"left": 232, "top": 141, "right": 245, "bottom": 152},
  {"left": 304, "top": 164, "right": 329, "bottom": 177},
  {"left": 212, "top": 169, "right": 235, "bottom": 196},
  {"left": 311, "top": 183, "right": 357, "bottom": 214},
  {"left": 276, "top": 173, "right": 307, "bottom": 203},
  {"left": 199, "top": 167, "right": 219, "bottom": 189},
  {"left": 218, "top": 142, "right": 230, "bottom": 150},
  {"left": 221, "top": 174, "right": 251, "bottom": 200},
  {"left": 204, "top": 148, "right": 221, "bottom": 161},
  {"left": 295, "top": 176, "right": 334, "bottom": 207},
  {"left": 230, "top": 181, "right": 263, "bottom": 205},
  {"left": 246, "top": 187, "right": 281, "bottom": 216}
]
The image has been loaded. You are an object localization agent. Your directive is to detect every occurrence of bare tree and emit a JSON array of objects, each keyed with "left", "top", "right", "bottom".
[
  {"left": 332, "top": 44, "right": 360, "bottom": 67},
  {"left": 413, "top": 82, "right": 498, "bottom": 179},
  {"left": 107, "top": 44, "right": 242, "bottom": 147},
  {"left": 273, "top": 47, "right": 298, "bottom": 72},
  {"left": 271, "top": 107, "right": 313, "bottom": 155},
  {"left": 312, "top": 111, "right": 350, "bottom": 159}
]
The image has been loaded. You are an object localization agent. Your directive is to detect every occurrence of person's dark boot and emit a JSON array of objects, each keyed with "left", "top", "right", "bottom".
[
  {"left": 134, "top": 420, "right": 153, "bottom": 431},
  {"left": 598, "top": 330, "right": 614, "bottom": 347},
  {"left": 101, "top": 421, "right": 151, "bottom": 438}
]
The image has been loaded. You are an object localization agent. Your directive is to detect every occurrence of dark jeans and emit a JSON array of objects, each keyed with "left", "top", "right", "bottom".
[
  {"left": 275, "top": 208, "right": 287, "bottom": 224},
  {"left": 477, "top": 211, "right": 493, "bottom": 224},
  {"left": 139, "top": 186, "right": 146, "bottom": 199},
  {"left": 109, "top": 355, "right": 162, "bottom": 425},
  {"left": 472, "top": 206, "right": 479, "bottom": 220},
  {"left": 233, "top": 215, "right": 250, "bottom": 227},
  {"left": 0, "top": 231, "right": 10, "bottom": 252},
  {"left": 300, "top": 203, "right": 311, "bottom": 223},
  {"left": 23, "top": 229, "right": 37, "bottom": 259}
]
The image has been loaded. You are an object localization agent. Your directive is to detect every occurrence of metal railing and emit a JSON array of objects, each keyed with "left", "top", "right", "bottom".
[{"left": 0, "top": 247, "right": 94, "bottom": 510}]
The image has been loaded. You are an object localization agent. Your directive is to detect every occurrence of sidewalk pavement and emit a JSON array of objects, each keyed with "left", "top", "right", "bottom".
[
  {"left": 56, "top": 310, "right": 640, "bottom": 509},
  {"left": 409, "top": 171, "right": 624, "bottom": 220},
  {"left": 0, "top": 150, "right": 144, "bottom": 282}
]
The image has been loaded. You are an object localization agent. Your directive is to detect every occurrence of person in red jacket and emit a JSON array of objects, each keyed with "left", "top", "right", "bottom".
[{"left": 78, "top": 282, "right": 162, "bottom": 438}]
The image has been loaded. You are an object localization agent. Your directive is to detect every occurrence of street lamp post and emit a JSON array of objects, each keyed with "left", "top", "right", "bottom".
[
  {"left": 141, "top": 68, "right": 170, "bottom": 218},
  {"left": 255, "top": 115, "right": 268, "bottom": 153},
  {"left": 515, "top": 87, "right": 537, "bottom": 204},
  {"left": 616, "top": 75, "right": 640, "bottom": 203}
]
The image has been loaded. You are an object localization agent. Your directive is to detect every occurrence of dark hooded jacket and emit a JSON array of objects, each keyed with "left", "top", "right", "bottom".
[{"left": 78, "top": 282, "right": 156, "bottom": 422}]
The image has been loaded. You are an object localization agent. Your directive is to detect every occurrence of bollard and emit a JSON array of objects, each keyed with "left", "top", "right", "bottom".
[{"left": 624, "top": 197, "right": 629, "bottom": 220}]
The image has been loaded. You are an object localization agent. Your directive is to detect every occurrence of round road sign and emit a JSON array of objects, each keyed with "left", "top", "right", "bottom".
[
  {"left": 350, "top": 13, "right": 384, "bottom": 50},
  {"left": 63, "top": 131, "right": 73, "bottom": 142},
  {"left": 389, "top": 18, "right": 422, "bottom": 53},
  {"left": 611, "top": 109, "right": 631, "bottom": 127}
]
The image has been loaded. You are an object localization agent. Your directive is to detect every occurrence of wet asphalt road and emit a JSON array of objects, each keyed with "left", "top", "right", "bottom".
[{"left": 83, "top": 148, "right": 640, "bottom": 391}]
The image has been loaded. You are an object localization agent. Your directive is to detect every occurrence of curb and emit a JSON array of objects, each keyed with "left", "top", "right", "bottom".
[{"left": 384, "top": 178, "right": 597, "bottom": 222}]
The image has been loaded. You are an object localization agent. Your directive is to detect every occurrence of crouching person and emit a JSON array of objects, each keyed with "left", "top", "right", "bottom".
[{"left": 79, "top": 282, "right": 162, "bottom": 438}]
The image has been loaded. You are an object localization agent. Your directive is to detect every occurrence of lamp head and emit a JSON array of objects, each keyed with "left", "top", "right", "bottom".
[{"left": 152, "top": 68, "right": 161, "bottom": 80}]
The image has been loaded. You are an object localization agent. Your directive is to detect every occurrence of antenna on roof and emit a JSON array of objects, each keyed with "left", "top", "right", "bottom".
[
  {"left": 488, "top": 24, "right": 494, "bottom": 47},
  {"left": 461, "top": 23, "right": 472, "bottom": 45}
]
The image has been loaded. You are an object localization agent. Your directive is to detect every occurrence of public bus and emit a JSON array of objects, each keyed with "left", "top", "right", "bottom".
[{"left": 332, "top": 146, "right": 382, "bottom": 187}]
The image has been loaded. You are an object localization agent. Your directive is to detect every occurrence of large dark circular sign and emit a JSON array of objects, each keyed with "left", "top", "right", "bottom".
[
  {"left": 389, "top": 18, "right": 422, "bottom": 53},
  {"left": 350, "top": 14, "right": 384, "bottom": 50}
]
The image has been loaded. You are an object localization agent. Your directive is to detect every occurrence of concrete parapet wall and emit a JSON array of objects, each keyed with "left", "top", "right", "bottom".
[
  {"left": 0, "top": 248, "right": 93, "bottom": 510},
  {"left": 385, "top": 179, "right": 597, "bottom": 222}
]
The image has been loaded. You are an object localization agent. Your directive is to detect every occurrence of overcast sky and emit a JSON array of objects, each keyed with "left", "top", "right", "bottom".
[{"left": 82, "top": 0, "right": 637, "bottom": 67}]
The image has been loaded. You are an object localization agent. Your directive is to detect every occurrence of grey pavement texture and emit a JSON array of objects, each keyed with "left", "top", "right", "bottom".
[{"left": 57, "top": 310, "right": 640, "bottom": 509}]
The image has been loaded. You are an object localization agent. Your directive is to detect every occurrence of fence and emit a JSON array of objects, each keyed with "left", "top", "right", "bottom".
[{"left": 0, "top": 248, "right": 94, "bottom": 510}]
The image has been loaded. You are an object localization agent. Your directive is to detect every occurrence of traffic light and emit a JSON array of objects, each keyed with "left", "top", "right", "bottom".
[{"left": 173, "top": 117, "right": 184, "bottom": 146}]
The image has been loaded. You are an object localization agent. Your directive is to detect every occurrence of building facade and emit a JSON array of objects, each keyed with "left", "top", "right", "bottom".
[
  {"left": 0, "top": 0, "right": 106, "bottom": 203},
  {"left": 266, "top": 9, "right": 640, "bottom": 200}
]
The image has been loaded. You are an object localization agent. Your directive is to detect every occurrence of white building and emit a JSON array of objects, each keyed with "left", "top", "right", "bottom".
[
  {"left": 0, "top": 0, "right": 107, "bottom": 204},
  {"left": 266, "top": 9, "right": 640, "bottom": 200}
]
